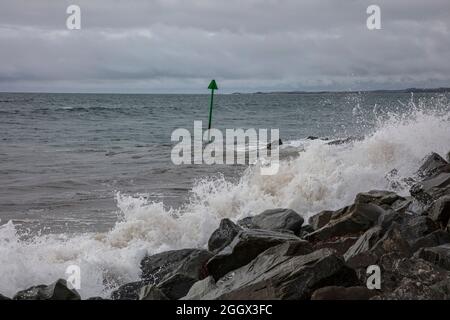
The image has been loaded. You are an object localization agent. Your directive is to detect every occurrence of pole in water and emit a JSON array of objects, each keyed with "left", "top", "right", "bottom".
[{"left": 207, "top": 79, "right": 218, "bottom": 142}]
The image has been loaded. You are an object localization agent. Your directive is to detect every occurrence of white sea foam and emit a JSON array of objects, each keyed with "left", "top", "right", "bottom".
[{"left": 0, "top": 105, "right": 449, "bottom": 298}]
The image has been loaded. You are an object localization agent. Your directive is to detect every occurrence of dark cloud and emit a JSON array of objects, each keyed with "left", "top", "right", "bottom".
[{"left": 0, "top": 0, "right": 449, "bottom": 93}]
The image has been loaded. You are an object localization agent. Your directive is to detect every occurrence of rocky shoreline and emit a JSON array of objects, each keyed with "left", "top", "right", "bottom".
[{"left": 1, "top": 150, "right": 450, "bottom": 300}]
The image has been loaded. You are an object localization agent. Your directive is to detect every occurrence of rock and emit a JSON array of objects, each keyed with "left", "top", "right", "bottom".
[
  {"left": 447, "top": 151, "right": 450, "bottom": 163},
  {"left": 355, "top": 190, "right": 406, "bottom": 210},
  {"left": 415, "top": 244, "right": 450, "bottom": 271},
  {"left": 157, "top": 273, "right": 199, "bottom": 300},
  {"left": 313, "top": 236, "right": 359, "bottom": 255},
  {"left": 306, "top": 136, "right": 319, "bottom": 140},
  {"left": 0, "top": 294, "right": 10, "bottom": 300},
  {"left": 311, "top": 286, "right": 377, "bottom": 300},
  {"left": 410, "top": 230, "right": 450, "bottom": 252},
  {"left": 308, "top": 210, "right": 333, "bottom": 230},
  {"left": 87, "top": 297, "right": 106, "bottom": 300},
  {"left": 13, "top": 279, "right": 80, "bottom": 300},
  {"left": 410, "top": 172, "right": 450, "bottom": 204},
  {"left": 187, "top": 246, "right": 359, "bottom": 300},
  {"left": 208, "top": 219, "right": 241, "bottom": 253},
  {"left": 206, "top": 229, "right": 308, "bottom": 281},
  {"left": 111, "top": 281, "right": 146, "bottom": 300},
  {"left": 373, "top": 257, "right": 450, "bottom": 299},
  {"left": 181, "top": 277, "right": 216, "bottom": 300},
  {"left": 112, "top": 248, "right": 212, "bottom": 300},
  {"left": 416, "top": 152, "right": 448, "bottom": 179},
  {"left": 237, "top": 208, "right": 304, "bottom": 234},
  {"left": 140, "top": 248, "right": 212, "bottom": 285},
  {"left": 305, "top": 203, "right": 385, "bottom": 242},
  {"left": 139, "top": 285, "right": 169, "bottom": 300},
  {"left": 298, "top": 224, "right": 315, "bottom": 238},
  {"left": 428, "top": 195, "right": 450, "bottom": 228}
]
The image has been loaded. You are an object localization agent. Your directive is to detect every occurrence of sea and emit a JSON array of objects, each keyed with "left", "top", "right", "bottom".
[{"left": 0, "top": 91, "right": 449, "bottom": 297}]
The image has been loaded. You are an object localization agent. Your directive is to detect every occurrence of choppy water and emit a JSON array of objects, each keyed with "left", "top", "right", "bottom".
[{"left": 0, "top": 91, "right": 449, "bottom": 298}]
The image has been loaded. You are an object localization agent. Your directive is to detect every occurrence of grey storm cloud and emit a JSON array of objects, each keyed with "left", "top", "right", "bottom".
[{"left": 0, "top": 0, "right": 449, "bottom": 93}]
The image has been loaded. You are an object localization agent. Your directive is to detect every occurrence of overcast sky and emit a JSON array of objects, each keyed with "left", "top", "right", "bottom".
[{"left": 0, "top": 0, "right": 449, "bottom": 93}]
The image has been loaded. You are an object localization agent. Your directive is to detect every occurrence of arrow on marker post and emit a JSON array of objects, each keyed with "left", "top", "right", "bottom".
[{"left": 207, "top": 79, "right": 218, "bottom": 142}]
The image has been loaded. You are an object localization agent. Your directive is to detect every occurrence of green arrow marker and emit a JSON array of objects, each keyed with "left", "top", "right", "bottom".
[{"left": 207, "top": 79, "right": 218, "bottom": 141}]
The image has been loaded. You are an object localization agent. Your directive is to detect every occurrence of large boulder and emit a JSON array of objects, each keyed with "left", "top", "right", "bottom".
[
  {"left": 138, "top": 285, "right": 169, "bottom": 300},
  {"left": 415, "top": 244, "right": 450, "bottom": 271},
  {"left": 185, "top": 245, "right": 359, "bottom": 300},
  {"left": 0, "top": 294, "right": 10, "bottom": 300},
  {"left": 208, "top": 219, "right": 241, "bottom": 253},
  {"left": 13, "top": 279, "right": 80, "bottom": 300},
  {"left": 140, "top": 248, "right": 212, "bottom": 285},
  {"left": 111, "top": 281, "right": 146, "bottom": 300},
  {"left": 237, "top": 208, "right": 304, "bottom": 234},
  {"left": 112, "top": 248, "right": 212, "bottom": 300},
  {"left": 304, "top": 203, "right": 385, "bottom": 242},
  {"left": 428, "top": 195, "right": 450, "bottom": 228},
  {"left": 354, "top": 190, "right": 406, "bottom": 210},
  {"left": 311, "top": 286, "right": 377, "bottom": 300},
  {"left": 410, "top": 172, "right": 450, "bottom": 204},
  {"left": 416, "top": 152, "right": 448, "bottom": 179},
  {"left": 372, "top": 256, "right": 450, "bottom": 299},
  {"left": 308, "top": 210, "right": 333, "bottom": 230},
  {"left": 206, "top": 229, "right": 309, "bottom": 281}
]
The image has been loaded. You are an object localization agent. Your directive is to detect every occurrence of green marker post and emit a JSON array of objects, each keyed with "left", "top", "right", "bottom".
[{"left": 207, "top": 79, "right": 218, "bottom": 141}]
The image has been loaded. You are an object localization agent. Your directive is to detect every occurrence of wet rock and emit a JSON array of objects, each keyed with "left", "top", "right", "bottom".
[
  {"left": 87, "top": 297, "right": 106, "bottom": 300},
  {"left": 410, "top": 230, "right": 450, "bottom": 252},
  {"left": 410, "top": 172, "right": 450, "bottom": 204},
  {"left": 305, "top": 203, "right": 385, "bottom": 242},
  {"left": 111, "top": 281, "right": 146, "bottom": 300},
  {"left": 308, "top": 210, "right": 333, "bottom": 230},
  {"left": 140, "top": 248, "right": 212, "bottom": 285},
  {"left": 139, "top": 285, "right": 169, "bottom": 300},
  {"left": 372, "top": 257, "right": 450, "bottom": 299},
  {"left": 298, "top": 224, "right": 315, "bottom": 238},
  {"left": 206, "top": 229, "right": 306, "bottom": 280},
  {"left": 355, "top": 190, "right": 406, "bottom": 210},
  {"left": 13, "top": 279, "right": 81, "bottom": 300},
  {"left": 237, "top": 208, "right": 304, "bottom": 234},
  {"left": 416, "top": 152, "right": 448, "bottom": 179},
  {"left": 0, "top": 294, "right": 10, "bottom": 300},
  {"left": 208, "top": 219, "right": 241, "bottom": 253},
  {"left": 181, "top": 276, "right": 216, "bottom": 300},
  {"left": 415, "top": 244, "right": 450, "bottom": 271},
  {"left": 428, "top": 195, "right": 450, "bottom": 228},
  {"left": 327, "top": 136, "right": 362, "bottom": 146},
  {"left": 313, "top": 236, "right": 359, "bottom": 255},
  {"left": 311, "top": 286, "right": 377, "bottom": 300},
  {"left": 112, "top": 248, "right": 212, "bottom": 300},
  {"left": 188, "top": 246, "right": 359, "bottom": 300}
]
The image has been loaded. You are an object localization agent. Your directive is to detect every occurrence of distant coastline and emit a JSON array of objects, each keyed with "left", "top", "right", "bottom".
[{"left": 232, "top": 87, "right": 450, "bottom": 95}]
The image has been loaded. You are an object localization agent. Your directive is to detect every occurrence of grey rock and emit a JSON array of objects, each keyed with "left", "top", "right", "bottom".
[
  {"left": 181, "top": 276, "right": 216, "bottom": 300},
  {"left": 206, "top": 229, "right": 307, "bottom": 281},
  {"left": 157, "top": 273, "right": 198, "bottom": 300},
  {"left": 140, "top": 248, "right": 212, "bottom": 285},
  {"left": 415, "top": 244, "right": 450, "bottom": 271},
  {"left": 372, "top": 257, "right": 450, "bottom": 299},
  {"left": 208, "top": 219, "right": 241, "bottom": 253},
  {"left": 313, "top": 236, "right": 359, "bottom": 255},
  {"left": 311, "top": 286, "right": 377, "bottom": 300},
  {"left": 355, "top": 190, "right": 405, "bottom": 210},
  {"left": 13, "top": 279, "right": 80, "bottom": 300},
  {"left": 111, "top": 281, "right": 146, "bottom": 300},
  {"left": 0, "top": 294, "right": 10, "bottom": 300},
  {"left": 237, "top": 208, "right": 304, "bottom": 234},
  {"left": 308, "top": 210, "right": 333, "bottom": 230},
  {"left": 416, "top": 152, "right": 448, "bottom": 179},
  {"left": 139, "top": 285, "right": 169, "bottom": 300},
  {"left": 305, "top": 203, "right": 385, "bottom": 242},
  {"left": 410, "top": 172, "right": 450, "bottom": 204},
  {"left": 428, "top": 195, "right": 450, "bottom": 228},
  {"left": 188, "top": 246, "right": 359, "bottom": 300}
]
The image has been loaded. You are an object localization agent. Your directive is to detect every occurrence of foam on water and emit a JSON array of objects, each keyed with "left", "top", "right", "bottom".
[{"left": 0, "top": 104, "right": 449, "bottom": 298}]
